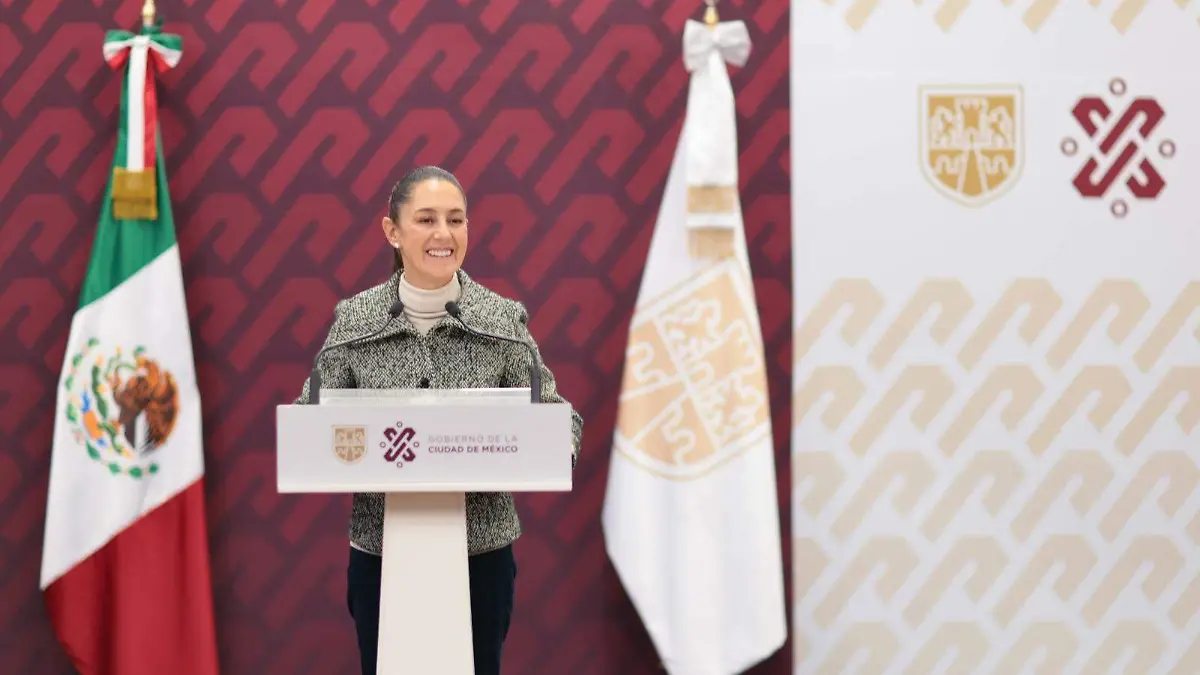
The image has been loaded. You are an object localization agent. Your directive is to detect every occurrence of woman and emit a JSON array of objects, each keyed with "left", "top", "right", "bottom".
[{"left": 294, "top": 166, "right": 584, "bottom": 675}]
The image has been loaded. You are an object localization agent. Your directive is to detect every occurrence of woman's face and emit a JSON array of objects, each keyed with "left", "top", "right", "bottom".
[{"left": 383, "top": 178, "right": 468, "bottom": 289}]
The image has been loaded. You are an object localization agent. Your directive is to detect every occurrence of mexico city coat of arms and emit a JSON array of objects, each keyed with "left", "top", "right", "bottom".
[
  {"left": 919, "top": 84, "right": 1024, "bottom": 207},
  {"left": 62, "top": 337, "right": 180, "bottom": 478}
]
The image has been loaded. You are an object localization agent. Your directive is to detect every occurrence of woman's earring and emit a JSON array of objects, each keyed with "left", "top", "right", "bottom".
[{"left": 391, "top": 241, "right": 400, "bottom": 249}]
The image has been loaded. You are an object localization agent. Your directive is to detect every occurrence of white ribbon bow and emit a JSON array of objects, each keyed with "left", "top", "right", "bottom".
[{"left": 682, "top": 19, "right": 751, "bottom": 72}]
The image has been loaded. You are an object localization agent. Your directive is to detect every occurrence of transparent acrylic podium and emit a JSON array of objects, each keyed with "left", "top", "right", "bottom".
[{"left": 276, "top": 387, "right": 574, "bottom": 674}]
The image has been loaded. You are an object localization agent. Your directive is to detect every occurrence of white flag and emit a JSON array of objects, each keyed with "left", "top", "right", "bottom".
[{"left": 600, "top": 18, "right": 786, "bottom": 675}]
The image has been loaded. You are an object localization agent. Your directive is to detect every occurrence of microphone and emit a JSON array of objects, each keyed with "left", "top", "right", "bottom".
[
  {"left": 445, "top": 301, "right": 542, "bottom": 404},
  {"left": 308, "top": 299, "right": 405, "bottom": 404}
]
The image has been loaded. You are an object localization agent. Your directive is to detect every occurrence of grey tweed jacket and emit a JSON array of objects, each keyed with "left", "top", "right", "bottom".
[{"left": 293, "top": 268, "right": 583, "bottom": 556}]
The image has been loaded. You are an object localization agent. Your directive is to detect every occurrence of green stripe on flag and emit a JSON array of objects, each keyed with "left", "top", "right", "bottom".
[{"left": 77, "top": 65, "right": 177, "bottom": 310}]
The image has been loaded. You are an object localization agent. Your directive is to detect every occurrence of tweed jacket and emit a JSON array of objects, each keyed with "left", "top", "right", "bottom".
[{"left": 294, "top": 269, "right": 584, "bottom": 556}]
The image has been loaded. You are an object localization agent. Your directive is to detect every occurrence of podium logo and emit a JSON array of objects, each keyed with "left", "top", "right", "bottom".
[
  {"left": 381, "top": 422, "right": 419, "bottom": 468},
  {"left": 332, "top": 425, "right": 367, "bottom": 464}
]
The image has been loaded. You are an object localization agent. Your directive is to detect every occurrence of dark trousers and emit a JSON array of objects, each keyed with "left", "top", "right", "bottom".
[{"left": 347, "top": 545, "right": 517, "bottom": 675}]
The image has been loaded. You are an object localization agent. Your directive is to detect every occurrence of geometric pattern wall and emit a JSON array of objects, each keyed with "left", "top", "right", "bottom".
[
  {"left": 0, "top": 0, "right": 791, "bottom": 673},
  {"left": 794, "top": 278, "right": 1200, "bottom": 672},
  {"left": 822, "top": 0, "right": 1200, "bottom": 32}
]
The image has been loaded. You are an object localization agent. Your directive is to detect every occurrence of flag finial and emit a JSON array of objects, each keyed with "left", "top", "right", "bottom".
[
  {"left": 142, "top": 0, "right": 156, "bottom": 27},
  {"left": 703, "top": 0, "right": 718, "bottom": 29}
]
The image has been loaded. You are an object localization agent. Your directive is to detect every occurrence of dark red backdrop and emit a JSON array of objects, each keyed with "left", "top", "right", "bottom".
[{"left": 0, "top": 0, "right": 792, "bottom": 672}]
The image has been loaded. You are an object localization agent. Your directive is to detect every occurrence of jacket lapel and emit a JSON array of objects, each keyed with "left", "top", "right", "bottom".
[
  {"left": 336, "top": 271, "right": 417, "bottom": 345},
  {"left": 339, "top": 268, "right": 515, "bottom": 348},
  {"left": 444, "top": 270, "right": 517, "bottom": 338}
]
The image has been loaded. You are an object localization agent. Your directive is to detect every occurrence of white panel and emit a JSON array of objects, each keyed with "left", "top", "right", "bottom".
[{"left": 791, "top": 1, "right": 1200, "bottom": 672}]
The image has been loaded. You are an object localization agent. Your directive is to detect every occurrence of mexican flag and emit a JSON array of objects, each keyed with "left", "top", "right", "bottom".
[{"left": 39, "top": 24, "right": 219, "bottom": 675}]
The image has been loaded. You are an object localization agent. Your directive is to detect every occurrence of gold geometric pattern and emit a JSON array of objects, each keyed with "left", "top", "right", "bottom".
[
  {"left": 823, "top": 0, "right": 1199, "bottom": 33},
  {"left": 793, "top": 277, "right": 1200, "bottom": 672},
  {"left": 615, "top": 261, "right": 771, "bottom": 481}
]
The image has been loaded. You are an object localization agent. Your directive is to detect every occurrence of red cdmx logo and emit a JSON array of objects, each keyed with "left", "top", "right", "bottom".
[
  {"left": 1062, "top": 78, "right": 1175, "bottom": 218},
  {"left": 381, "top": 423, "right": 418, "bottom": 468}
]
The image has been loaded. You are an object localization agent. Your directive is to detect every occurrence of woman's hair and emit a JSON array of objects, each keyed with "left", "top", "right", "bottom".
[{"left": 386, "top": 166, "right": 467, "bottom": 274}]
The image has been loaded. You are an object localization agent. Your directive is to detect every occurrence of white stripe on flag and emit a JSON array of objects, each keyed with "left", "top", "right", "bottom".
[{"left": 125, "top": 36, "right": 150, "bottom": 171}]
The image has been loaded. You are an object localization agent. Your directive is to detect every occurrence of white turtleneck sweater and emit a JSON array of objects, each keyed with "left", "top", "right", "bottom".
[{"left": 397, "top": 273, "right": 462, "bottom": 335}]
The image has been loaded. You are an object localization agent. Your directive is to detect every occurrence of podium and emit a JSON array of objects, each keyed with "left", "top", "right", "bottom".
[{"left": 276, "top": 387, "right": 574, "bottom": 674}]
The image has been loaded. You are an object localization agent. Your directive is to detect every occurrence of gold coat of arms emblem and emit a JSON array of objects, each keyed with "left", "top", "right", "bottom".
[
  {"left": 919, "top": 85, "right": 1024, "bottom": 207},
  {"left": 332, "top": 425, "right": 367, "bottom": 464},
  {"left": 614, "top": 262, "right": 772, "bottom": 481}
]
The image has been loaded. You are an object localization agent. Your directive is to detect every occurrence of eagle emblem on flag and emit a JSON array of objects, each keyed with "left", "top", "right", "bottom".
[{"left": 62, "top": 338, "right": 180, "bottom": 478}]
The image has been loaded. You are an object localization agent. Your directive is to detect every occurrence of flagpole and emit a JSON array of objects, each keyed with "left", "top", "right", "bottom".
[{"left": 688, "top": 0, "right": 737, "bottom": 260}]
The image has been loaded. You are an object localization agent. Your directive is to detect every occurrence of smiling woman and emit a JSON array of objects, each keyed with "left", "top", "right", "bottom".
[
  {"left": 293, "top": 164, "right": 585, "bottom": 675},
  {"left": 378, "top": 166, "right": 472, "bottom": 337},
  {"left": 383, "top": 165, "right": 470, "bottom": 287}
]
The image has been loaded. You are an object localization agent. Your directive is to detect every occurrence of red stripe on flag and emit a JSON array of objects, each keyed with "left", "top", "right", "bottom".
[
  {"left": 43, "top": 480, "right": 220, "bottom": 675},
  {"left": 142, "top": 57, "right": 158, "bottom": 170}
]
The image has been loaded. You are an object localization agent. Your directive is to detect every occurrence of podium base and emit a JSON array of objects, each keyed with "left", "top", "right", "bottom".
[{"left": 377, "top": 492, "right": 474, "bottom": 674}]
